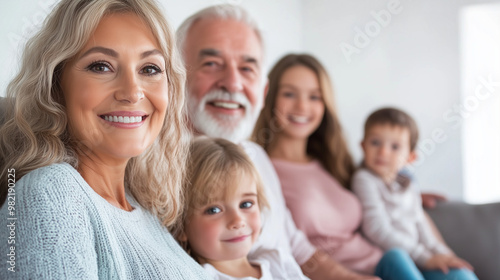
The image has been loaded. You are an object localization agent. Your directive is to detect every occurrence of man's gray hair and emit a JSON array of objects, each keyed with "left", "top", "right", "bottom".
[{"left": 176, "top": 4, "right": 264, "bottom": 53}]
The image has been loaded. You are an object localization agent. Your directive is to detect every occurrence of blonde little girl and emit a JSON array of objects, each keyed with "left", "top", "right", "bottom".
[{"left": 170, "top": 137, "right": 302, "bottom": 280}]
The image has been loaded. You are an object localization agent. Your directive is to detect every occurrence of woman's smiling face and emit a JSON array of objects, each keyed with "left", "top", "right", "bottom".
[
  {"left": 61, "top": 12, "right": 168, "bottom": 160},
  {"left": 274, "top": 65, "right": 325, "bottom": 141}
]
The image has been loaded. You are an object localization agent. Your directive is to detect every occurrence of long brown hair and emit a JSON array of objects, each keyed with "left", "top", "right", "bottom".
[{"left": 252, "top": 54, "right": 355, "bottom": 188}]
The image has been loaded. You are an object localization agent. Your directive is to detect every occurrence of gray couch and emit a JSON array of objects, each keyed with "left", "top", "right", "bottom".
[{"left": 427, "top": 201, "right": 500, "bottom": 280}]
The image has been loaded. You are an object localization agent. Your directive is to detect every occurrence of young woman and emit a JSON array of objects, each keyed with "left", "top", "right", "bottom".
[
  {"left": 252, "top": 54, "right": 435, "bottom": 279},
  {"left": 0, "top": 0, "right": 209, "bottom": 278}
]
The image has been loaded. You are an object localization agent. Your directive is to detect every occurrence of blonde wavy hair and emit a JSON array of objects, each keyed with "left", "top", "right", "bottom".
[
  {"left": 252, "top": 54, "right": 355, "bottom": 188},
  {"left": 0, "top": 0, "right": 189, "bottom": 226},
  {"left": 170, "top": 137, "right": 268, "bottom": 257}
]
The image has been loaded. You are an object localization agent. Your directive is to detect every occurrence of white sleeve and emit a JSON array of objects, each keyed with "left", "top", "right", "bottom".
[
  {"left": 284, "top": 206, "right": 317, "bottom": 265},
  {"left": 414, "top": 195, "right": 451, "bottom": 256},
  {"left": 352, "top": 172, "right": 433, "bottom": 267}
]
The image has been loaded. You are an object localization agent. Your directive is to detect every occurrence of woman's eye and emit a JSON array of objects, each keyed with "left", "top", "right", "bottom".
[
  {"left": 392, "top": 144, "right": 400, "bottom": 150},
  {"left": 283, "top": 92, "right": 295, "bottom": 98},
  {"left": 310, "top": 95, "right": 322, "bottom": 101},
  {"left": 87, "top": 61, "right": 112, "bottom": 73},
  {"left": 240, "top": 201, "right": 254, "bottom": 209},
  {"left": 204, "top": 206, "right": 221, "bottom": 215},
  {"left": 141, "top": 65, "right": 162, "bottom": 76}
]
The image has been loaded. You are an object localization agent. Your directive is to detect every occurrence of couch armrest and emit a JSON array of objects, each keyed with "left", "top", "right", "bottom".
[{"left": 426, "top": 201, "right": 500, "bottom": 280}]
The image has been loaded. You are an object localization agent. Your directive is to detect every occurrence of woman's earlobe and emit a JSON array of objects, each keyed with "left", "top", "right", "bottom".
[{"left": 178, "top": 232, "right": 188, "bottom": 242}]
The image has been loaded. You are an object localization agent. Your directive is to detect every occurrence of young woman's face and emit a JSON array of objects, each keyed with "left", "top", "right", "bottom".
[
  {"left": 61, "top": 13, "right": 168, "bottom": 161},
  {"left": 184, "top": 173, "right": 261, "bottom": 264},
  {"left": 274, "top": 65, "right": 325, "bottom": 141}
]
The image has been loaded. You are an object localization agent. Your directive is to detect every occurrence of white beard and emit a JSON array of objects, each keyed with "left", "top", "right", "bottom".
[{"left": 187, "top": 89, "right": 263, "bottom": 143}]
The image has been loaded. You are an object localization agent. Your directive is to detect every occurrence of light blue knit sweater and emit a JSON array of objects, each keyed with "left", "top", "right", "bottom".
[{"left": 0, "top": 163, "right": 210, "bottom": 279}]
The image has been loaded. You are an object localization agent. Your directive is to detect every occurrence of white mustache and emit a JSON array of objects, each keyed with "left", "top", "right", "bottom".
[
  {"left": 187, "top": 89, "right": 261, "bottom": 143},
  {"left": 203, "top": 90, "right": 252, "bottom": 110}
]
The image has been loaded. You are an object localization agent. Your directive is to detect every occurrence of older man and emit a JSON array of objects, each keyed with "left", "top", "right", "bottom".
[{"left": 177, "top": 5, "right": 380, "bottom": 280}]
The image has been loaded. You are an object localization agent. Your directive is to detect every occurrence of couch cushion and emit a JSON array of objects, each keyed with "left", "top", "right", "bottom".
[{"left": 427, "top": 201, "right": 500, "bottom": 280}]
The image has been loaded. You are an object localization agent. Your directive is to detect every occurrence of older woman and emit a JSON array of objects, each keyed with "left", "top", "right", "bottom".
[{"left": 0, "top": 0, "right": 209, "bottom": 279}]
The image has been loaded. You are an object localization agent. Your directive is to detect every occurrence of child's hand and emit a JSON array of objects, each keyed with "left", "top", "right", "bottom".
[
  {"left": 424, "top": 254, "right": 474, "bottom": 273},
  {"left": 344, "top": 275, "right": 381, "bottom": 280},
  {"left": 334, "top": 269, "right": 381, "bottom": 280},
  {"left": 333, "top": 264, "right": 381, "bottom": 280},
  {"left": 421, "top": 193, "right": 447, "bottom": 209}
]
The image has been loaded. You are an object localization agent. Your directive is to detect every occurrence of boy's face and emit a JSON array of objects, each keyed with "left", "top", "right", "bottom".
[
  {"left": 182, "top": 173, "right": 261, "bottom": 264},
  {"left": 362, "top": 124, "right": 416, "bottom": 182}
]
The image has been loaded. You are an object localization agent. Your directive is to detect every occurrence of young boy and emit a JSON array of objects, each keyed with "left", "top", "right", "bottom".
[{"left": 352, "top": 107, "right": 478, "bottom": 280}]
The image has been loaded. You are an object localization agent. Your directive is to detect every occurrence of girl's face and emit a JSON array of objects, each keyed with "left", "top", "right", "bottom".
[
  {"left": 274, "top": 65, "right": 325, "bottom": 141},
  {"left": 183, "top": 173, "right": 261, "bottom": 263},
  {"left": 61, "top": 13, "right": 168, "bottom": 161}
]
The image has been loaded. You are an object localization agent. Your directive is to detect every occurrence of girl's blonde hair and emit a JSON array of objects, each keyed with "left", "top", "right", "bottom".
[
  {"left": 252, "top": 54, "right": 355, "bottom": 188},
  {"left": 170, "top": 137, "right": 268, "bottom": 254},
  {"left": 0, "top": 0, "right": 189, "bottom": 226}
]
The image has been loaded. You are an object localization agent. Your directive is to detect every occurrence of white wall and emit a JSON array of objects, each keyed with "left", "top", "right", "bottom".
[
  {"left": 303, "top": 0, "right": 500, "bottom": 201},
  {"left": 1, "top": 0, "right": 499, "bottom": 201},
  {"left": 460, "top": 3, "right": 500, "bottom": 203},
  {"left": 0, "top": 0, "right": 303, "bottom": 96}
]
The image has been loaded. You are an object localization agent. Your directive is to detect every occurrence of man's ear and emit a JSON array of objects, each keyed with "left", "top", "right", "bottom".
[
  {"left": 407, "top": 150, "right": 417, "bottom": 164},
  {"left": 360, "top": 140, "right": 366, "bottom": 153}
]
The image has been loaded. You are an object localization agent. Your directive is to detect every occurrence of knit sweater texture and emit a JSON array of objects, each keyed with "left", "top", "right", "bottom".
[{"left": 0, "top": 163, "right": 210, "bottom": 279}]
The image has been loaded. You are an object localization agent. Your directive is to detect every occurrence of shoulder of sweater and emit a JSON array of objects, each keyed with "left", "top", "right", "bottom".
[
  {"left": 240, "top": 139, "right": 260, "bottom": 148},
  {"left": 351, "top": 168, "right": 383, "bottom": 192},
  {"left": 353, "top": 167, "right": 377, "bottom": 180},
  {"left": 17, "top": 162, "right": 91, "bottom": 207},
  {"left": 240, "top": 140, "right": 274, "bottom": 169},
  {"left": 19, "top": 162, "right": 81, "bottom": 188},
  {"left": 240, "top": 140, "right": 267, "bottom": 156}
]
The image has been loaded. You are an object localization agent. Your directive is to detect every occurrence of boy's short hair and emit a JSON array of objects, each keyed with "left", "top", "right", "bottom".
[
  {"left": 170, "top": 136, "right": 269, "bottom": 245},
  {"left": 364, "top": 107, "right": 419, "bottom": 151}
]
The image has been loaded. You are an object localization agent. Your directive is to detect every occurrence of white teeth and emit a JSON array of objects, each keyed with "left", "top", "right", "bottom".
[
  {"left": 290, "top": 115, "right": 308, "bottom": 124},
  {"left": 103, "top": 115, "right": 144, "bottom": 124},
  {"left": 213, "top": 102, "right": 240, "bottom": 109}
]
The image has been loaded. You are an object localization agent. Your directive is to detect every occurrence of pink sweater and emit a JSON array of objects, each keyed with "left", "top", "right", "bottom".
[{"left": 271, "top": 159, "right": 383, "bottom": 274}]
